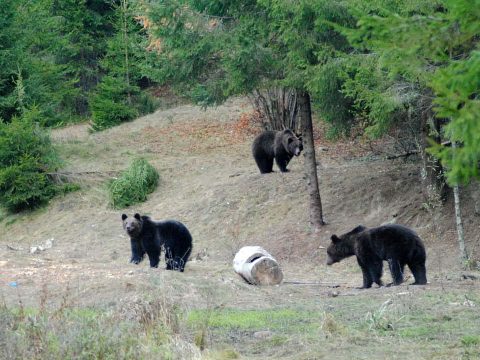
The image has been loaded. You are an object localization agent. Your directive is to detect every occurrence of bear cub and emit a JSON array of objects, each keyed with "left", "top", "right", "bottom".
[
  {"left": 252, "top": 129, "right": 303, "bottom": 173},
  {"left": 326, "top": 224, "right": 427, "bottom": 288},
  {"left": 122, "top": 213, "right": 192, "bottom": 272}
]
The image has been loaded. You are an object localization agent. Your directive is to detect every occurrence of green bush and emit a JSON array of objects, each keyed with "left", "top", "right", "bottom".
[
  {"left": 89, "top": 75, "right": 139, "bottom": 131},
  {"left": 0, "top": 108, "right": 61, "bottom": 212},
  {"left": 89, "top": 76, "right": 160, "bottom": 132},
  {"left": 109, "top": 158, "right": 159, "bottom": 209},
  {"left": 135, "top": 91, "right": 160, "bottom": 116}
]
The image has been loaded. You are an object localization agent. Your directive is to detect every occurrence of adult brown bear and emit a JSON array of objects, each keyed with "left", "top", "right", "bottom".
[
  {"left": 252, "top": 129, "right": 303, "bottom": 173},
  {"left": 122, "top": 213, "right": 192, "bottom": 272},
  {"left": 326, "top": 224, "right": 427, "bottom": 288}
]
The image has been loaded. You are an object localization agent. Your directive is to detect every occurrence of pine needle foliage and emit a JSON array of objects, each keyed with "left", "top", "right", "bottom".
[
  {"left": 0, "top": 108, "right": 61, "bottom": 212},
  {"left": 346, "top": 0, "right": 480, "bottom": 184},
  {"left": 108, "top": 158, "right": 159, "bottom": 209},
  {"left": 89, "top": 75, "right": 139, "bottom": 131}
]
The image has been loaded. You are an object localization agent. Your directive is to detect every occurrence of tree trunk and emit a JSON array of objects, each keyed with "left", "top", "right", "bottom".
[
  {"left": 297, "top": 90, "right": 325, "bottom": 229},
  {"left": 419, "top": 102, "right": 447, "bottom": 204},
  {"left": 233, "top": 246, "right": 283, "bottom": 285},
  {"left": 121, "top": 0, "right": 131, "bottom": 104},
  {"left": 451, "top": 142, "right": 468, "bottom": 263}
]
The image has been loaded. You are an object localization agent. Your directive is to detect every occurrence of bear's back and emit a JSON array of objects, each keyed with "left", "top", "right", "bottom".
[{"left": 357, "top": 224, "right": 425, "bottom": 260}]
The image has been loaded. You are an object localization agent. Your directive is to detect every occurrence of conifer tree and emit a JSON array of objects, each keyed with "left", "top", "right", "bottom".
[{"left": 139, "top": 0, "right": 367, "bottom": 228}]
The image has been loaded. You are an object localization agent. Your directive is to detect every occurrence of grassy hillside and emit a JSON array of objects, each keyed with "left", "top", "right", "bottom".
[{"left": 0, "top": 98, "right": 479, "bottom": 359}]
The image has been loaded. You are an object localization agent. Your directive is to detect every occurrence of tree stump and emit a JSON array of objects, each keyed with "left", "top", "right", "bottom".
[{"left": 233, "top": 246, "right": 283, "bottom": 285}]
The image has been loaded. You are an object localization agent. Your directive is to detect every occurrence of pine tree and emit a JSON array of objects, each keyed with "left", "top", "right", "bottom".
[
  {"left": 0, "top": 107, "right": 61, "bottom": 212},
  {"left": 0, "top": 0, "right": 79, "bottom": 125},
  {"left": 90, "top": 0, "right": 158, "bottom": 131},
  {"left": 139, "top": 0, "right": 368, "bottom": 228},
  {"left": 345, "top": 0, "right": 479, "bottom": 185}
]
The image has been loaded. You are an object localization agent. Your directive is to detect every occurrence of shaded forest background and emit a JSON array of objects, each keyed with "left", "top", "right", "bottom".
[{"left": 0, "top": 0, "right": 479, "bottom": 259}]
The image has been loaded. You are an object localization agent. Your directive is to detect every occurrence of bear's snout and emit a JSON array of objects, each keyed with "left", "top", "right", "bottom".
[
  {"left": 326, "top": 254, "right": 335, "bottom": 266},
  {"left": 294, "top": 148, "right": 301, "bottom": 156}
]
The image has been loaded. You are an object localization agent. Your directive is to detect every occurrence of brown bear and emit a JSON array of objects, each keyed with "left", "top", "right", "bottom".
[
  {"left": 326, "top": 224, "right": 427, "bottom": 288},
  {"left": 252, "top": 129, "right": 303, "bottom": 173},
  {"left": 122, "top": 213, "right": 192, "bottom": 272}
]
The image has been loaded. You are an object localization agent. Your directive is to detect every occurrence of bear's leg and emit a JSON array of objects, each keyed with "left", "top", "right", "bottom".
[
  {"left": 255, "top": 156, "right": 274, "bottom": 173},
  {"left": 144, "top": 245, "right": 160, "bottom": 268},
  {"left": 171, "top": 257, "right": 185, "bottom": 272},
  {"left": 164, "top": 248, "right": 174, "bottom": 271},
  {"left": 368, "top": 261, "right": 384, "bottom": 287},
  {"left": 408, "top": 262, "right": 427, "bottom": 285},
  {"left": 357, "top": 261, "right": 374, "bottom": 289},
  {"left": 387, "top": 258, "right": 404, "bottom": 285},
  {"left": 275, "top": 157, "right": 290, "bottom": 172},
  {"left": 147, "top": 251, "right": 160, "bottom": 268},
  {"left": 130, "top": 239, "right": 145, "bottom": 264},
  {"left": 178, "top": 247, "right": 192, "bottom": 272}
]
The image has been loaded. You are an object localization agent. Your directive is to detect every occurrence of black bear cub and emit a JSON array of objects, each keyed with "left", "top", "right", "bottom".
[
  {"left": 326, "top": 224, "right": 427, "bottom": 288},
  {"left": 122, "top": 213, "right": 192, "bottom": 272},
  {"left": 252, "top": 129, "right": 303, "bottom": 173}
]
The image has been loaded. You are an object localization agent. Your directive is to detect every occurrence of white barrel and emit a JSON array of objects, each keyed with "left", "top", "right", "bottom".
[{"left": 233, "top": 246, "right": 283, "bottom": 285}]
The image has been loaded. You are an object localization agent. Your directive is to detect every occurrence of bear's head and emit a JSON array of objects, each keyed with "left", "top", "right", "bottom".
[
  {"left": 122, "top": 213, "right": 143, "bottom": 238},
  {"left": 326, "top": 225, "right": 367, "bottom": 265},
  {"left": 283, "top": 130, "right": 303, "bottom": 157}
]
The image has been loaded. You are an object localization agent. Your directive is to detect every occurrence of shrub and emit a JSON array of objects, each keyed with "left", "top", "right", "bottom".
[
  {"left": 89, "top": 75, "right": 139, "bottom": 131},
  {"left": 135, "top": 91, "right": 160, "bottom": 116},
  {"left": 109, "top": 158, "right": 159, "bottom": 209},
  {"left": 0, "top": 108, "right": 61, "bottom": 212},
  {"left": 89, "top": 76, "right": 160, "bottom": 132}
]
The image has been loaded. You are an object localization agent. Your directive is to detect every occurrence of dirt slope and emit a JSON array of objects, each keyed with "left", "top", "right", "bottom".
[{"left": 0, "top": 97, "right": 478, "bottom": 313}]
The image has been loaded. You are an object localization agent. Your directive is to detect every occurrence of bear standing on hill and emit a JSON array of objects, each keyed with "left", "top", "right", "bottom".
[
  {"left": 121, "top": 213, "right": 192, "bottom": 272},
  {"left": 252, "top": 129, "right": 303, "bottom": 173},
  {"left": 326, "top": 224, "right": 427, "bottom": 288}
]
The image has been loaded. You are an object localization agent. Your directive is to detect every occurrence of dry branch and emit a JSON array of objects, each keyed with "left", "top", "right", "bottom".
[
  {"left": 47, "top": 170, "right": 120, "bottom": 184},
  {"left": 386, "top": 150, "right": 420, "bottom": 160}
]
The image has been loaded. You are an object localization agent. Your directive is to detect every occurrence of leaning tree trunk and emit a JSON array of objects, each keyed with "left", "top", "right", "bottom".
[
  {"left": 451, "top": 142, "right": 468, "bottom": 263},
  {"left": 419, "top": 96, "right": 447, "bottom": 204},
  {"left": 297, "top": 90, "right": 325, "bottom": 229}
]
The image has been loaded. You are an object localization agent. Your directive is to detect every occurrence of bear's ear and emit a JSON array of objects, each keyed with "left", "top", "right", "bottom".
[
  {"left": 331, "top": 235, "right": 340, "bottom": 243},
  {"left": 134, "top": 213, "right": 141, "bottom": 220},
  {"left": 121, "top": 214, "right": 128, "bottom": 221}
]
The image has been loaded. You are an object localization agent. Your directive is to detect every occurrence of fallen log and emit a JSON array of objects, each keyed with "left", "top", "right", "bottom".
[
  {"left": 233, "top": 246, "right": 283, "bottom": 285},
  {"left": 386, "top": 150, "right": 420, "bottom": 160}
]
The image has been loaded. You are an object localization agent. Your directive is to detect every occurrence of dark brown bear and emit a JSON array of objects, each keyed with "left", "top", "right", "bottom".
[
  {"left": 122, "top": 213, "right": 192, "bottom": 272},
  {"left": 326, "top": 224, "right": 427, "bottom": 288},
  {"left": 252, "top": 129, "right": 303, "bottom": 173}
]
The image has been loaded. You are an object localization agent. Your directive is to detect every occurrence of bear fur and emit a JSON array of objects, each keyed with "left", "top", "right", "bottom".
[
  {"left": 121, "top": 213, "right": 192, "bottom": 272},
  {"left": 252, "top": 129, "right": 303, "bottom": 173},
  {"left": 326, "top": 224, "right": 427, "bottom": 288}
]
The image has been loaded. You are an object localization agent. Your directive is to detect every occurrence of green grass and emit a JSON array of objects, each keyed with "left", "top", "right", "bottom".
[
  {"left": 108, "top": 158, "right": 159, "bottom": 209},
  {"left": 184, "top": 289, "right": 480, "bottom": 359},
  {"left": 187, "top": 308, "right": 305, "bottom": 330}
]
